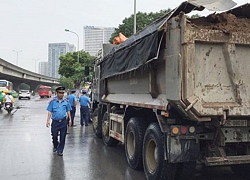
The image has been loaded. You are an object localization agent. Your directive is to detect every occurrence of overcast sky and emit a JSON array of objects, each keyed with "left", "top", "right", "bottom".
[{"left": 0, "top": 0, "right": 248, "bottom": 73}]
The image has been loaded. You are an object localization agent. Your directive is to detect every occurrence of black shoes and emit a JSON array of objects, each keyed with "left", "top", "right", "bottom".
[
  {"left": 53, "top": 146, "right": 63, "bottom": 156},
  {"left": 85, "top": 124, "right": 88, "bottom": 126},
  {"left": 57, "top": 152, "right": 63, "bottom": 156},
  {"left": 53, "top": 144, "right": 59, "bottom": 152}
]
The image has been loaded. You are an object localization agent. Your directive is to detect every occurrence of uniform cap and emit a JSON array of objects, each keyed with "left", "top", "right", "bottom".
[
  {"left": 81, "top": 89, "right": 87, "bottom": 93},
  {"left": 56, "top": 86, "right": 66, "bottom": 92},
  {"left": 71, "top": 89, "right": 76, "bottom": 93}
]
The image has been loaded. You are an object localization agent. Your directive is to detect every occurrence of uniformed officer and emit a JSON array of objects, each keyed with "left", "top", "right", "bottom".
[
  {"left": 46, "top": 86, "right": 72, "bottom": 156},
  {"left": 67, "top": 89, "right": 77, "bottom": 126},
  {"left": 79, "top": 89, "right": 90, "bottom": 126}
]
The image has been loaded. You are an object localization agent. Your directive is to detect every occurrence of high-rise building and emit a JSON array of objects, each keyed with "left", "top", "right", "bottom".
[
  {"left": 83, "top": 26, "right": 115, "bottom": 56},
  {"left": 69, "top": 44, "right": 76, "bottom": 52},
  {"left": 38, "top": 61, "right": 48, "bottom": 76},
  {"left": 48, "top": 43, "right": 75, "bottom": 78}
]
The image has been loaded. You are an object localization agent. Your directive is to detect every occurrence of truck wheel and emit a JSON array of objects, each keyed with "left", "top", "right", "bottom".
[
  {"left": 231, "top": 164, "right": 250, "bottom": 177},
  {"left": 143, "top": 123, "right": 176, "bottom": 180},
  {"left": 102, "top": 112, "right": 119, "bottom": 147},
  {"left": 175, "top": 161, "right": 196, "bottom": 180},
  {"left": 125, "top": 117, "right": 146, "bottom": 170},
  {"left": 92, "top": 109, "right": 102, "bottom": 138}
]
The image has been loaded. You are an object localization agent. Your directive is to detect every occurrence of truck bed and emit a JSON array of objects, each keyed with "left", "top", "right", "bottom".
[
  {"left": 101, "top": 4, "right": 250, "bottom": 122},
  {"left": 179, "top": 6, "right": 250, "bottom": 121}
]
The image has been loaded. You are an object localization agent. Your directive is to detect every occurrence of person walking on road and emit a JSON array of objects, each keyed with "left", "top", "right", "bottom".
[
  {"left": 79, "top": 89, "right": 90, "bottom": 126},
  {"left": 46, "top": 86, "right": 72, "bottom": 156},
  {"left": 67, "top": 89, "right": 77, "bottom": 126}
]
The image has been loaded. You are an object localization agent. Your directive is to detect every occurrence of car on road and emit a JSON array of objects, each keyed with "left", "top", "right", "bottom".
[
  {"left": 38, "top": 85, "right": 52, "bottom": 98},
  {"left": 18, "top": 90, "right": 30, "bottom": 100}
]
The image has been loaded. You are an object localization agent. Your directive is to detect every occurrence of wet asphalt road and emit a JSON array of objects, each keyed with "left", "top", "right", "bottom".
[
  {"left": 0, "top": 96, "right": 248, "bottom": 180},
  {"left": 0, "top": 96, "right": 145, "bottom": 180}
]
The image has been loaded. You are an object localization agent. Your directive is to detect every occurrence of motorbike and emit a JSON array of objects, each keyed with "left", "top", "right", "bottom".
[{"left": 4, "top": 102, "right": 13, "bottom": 114}]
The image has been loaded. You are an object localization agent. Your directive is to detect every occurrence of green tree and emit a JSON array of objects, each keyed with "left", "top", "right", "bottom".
[
  {"left": 19, "top": 83, "right": 30, "bottom": 90},
  {"left": 58, "top": 51, "right": 95, "bottom": 87},
  {"left": 188, "top": 14, "right": 201, "bottom": 19},
  {"left": 109, "top": 9, "right": 172, "bottom": 43},
  {"left": 59, "top": 77, "right": 75, "bottom": 90}
]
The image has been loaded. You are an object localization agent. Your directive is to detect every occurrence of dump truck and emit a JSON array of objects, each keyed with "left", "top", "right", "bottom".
[{"left": 90, "top": 1, "right": 250, "bottom": 179}]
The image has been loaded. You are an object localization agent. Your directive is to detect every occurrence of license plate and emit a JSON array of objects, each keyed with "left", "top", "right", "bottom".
[{"left": 224, "top": 120, "right": 248, "bottom": 127}]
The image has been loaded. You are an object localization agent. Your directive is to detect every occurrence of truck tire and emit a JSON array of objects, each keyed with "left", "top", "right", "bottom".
[
  {"left": 143, "top": 123, "right": 176, "bottom": 180},
  {"left": 102, "top": 112, "right": 119, "bottom": 147},
  {"left": 92, "top": 109, "right": 102, "bottom": 138},
  {"left": 125, "top": 117, "right": 147, "bottom": 170},
  {"left": 231, "top": 164, "right": 250, "bottom": 177},
  {"left": 175, "top": 161, "right": 196, "bottom": 180}
]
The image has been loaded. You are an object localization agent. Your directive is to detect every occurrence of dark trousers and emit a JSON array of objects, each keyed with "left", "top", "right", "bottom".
[
  {"left": 51, "top": 119, "right": 67, "bottom": 153},
  {"left": 68, "top": 106, "right": 76, "bottom": 126},
  {"left": 4, "top": 102, "right": 13, "bottom": 108},
  {"left": 80, "top": 106, "right": 90, "bottom": 126}
]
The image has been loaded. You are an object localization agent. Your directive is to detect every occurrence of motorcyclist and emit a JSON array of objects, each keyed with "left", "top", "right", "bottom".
[{"left": 3, "top": 91, "right": 14, "bottom": 108}]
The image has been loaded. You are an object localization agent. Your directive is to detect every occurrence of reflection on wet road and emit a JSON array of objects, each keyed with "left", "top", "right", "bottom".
[
  {"left": 0, "top": 96, "right": 145, "bottom": 180},
  {"left": 0, "top": 96, "right": 248, "bottom": 180}
]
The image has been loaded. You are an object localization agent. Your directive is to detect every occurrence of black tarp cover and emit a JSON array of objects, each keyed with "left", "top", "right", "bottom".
[{"left": 99, "top": 1, "right": 203, "bottom": 79}]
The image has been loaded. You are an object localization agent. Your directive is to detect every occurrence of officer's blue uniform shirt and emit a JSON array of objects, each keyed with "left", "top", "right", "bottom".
[
  {"left": 79, "top": 95, "right": 90, "bottom": 106},
  {"left": 67, "top": 94, "right": 76, "bottom": 107},
  {"left": 46, "top": 97, "right": 72, "bottom": 120}
]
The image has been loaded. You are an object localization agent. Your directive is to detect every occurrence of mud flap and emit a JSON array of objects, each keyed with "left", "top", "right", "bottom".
[{"left": 167, "top": 136, "right": 199, "bottom": 163}]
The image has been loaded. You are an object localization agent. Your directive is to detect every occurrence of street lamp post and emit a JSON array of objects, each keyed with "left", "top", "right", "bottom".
[
  {"left": 134, "top": 0, "right": 136, "bottom": 34},
  {"left": 13, "top": 50, "right": 22, "bottom": 65},
  {"left": 65, "top": 29, "right": 79, "bottom": 63}
]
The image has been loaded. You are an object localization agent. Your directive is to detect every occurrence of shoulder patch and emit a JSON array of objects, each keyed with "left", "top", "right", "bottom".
[{"left": 64, "top": 98, "right": 69, "bottom": 102}]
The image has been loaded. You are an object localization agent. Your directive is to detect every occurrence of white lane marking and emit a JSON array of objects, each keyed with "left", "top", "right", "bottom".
[{"left": 25, "top": 133, "right": 31, "bottom": 141}]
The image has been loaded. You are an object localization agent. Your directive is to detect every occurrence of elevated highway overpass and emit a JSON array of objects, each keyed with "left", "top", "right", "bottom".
[{"left": 0, "top": 58, "right": 59, "bottom": 90}]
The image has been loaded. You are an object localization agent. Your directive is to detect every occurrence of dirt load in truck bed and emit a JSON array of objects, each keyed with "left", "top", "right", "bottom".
[{"left": 189, "top": 12, "right": 250, "bottom": 33}]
